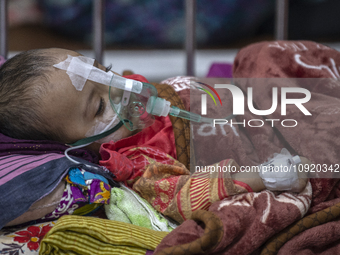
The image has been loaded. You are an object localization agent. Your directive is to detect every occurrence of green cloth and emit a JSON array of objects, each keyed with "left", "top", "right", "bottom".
[
  {"left": 105, "top": 185, "right": 177, "bottom": 232},
  {"left": 39, "top": 215, "right": 168, "bottom": 255}
]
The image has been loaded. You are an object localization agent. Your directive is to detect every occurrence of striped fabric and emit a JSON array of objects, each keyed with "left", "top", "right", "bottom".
[
  {"left": 188, "top": 159, "right": 252, "bottom": 215},
  {"left": 0, "top": 154, "right": 64, "bottom": 185},
  {"left": 190, "top": 172, "right": 212, "bottom": 211},
  {"left": 40, "top": 215, "right": 168, "bottom": 255}
]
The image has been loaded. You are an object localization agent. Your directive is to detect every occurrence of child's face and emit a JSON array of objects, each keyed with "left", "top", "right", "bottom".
[{"left": 41, "top": 48, "right": 135, "bottom": 145}]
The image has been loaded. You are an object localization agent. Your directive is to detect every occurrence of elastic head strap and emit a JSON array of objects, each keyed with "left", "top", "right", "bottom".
[{"left": 67, "top": 120, "right": 126, "bottom": 147}]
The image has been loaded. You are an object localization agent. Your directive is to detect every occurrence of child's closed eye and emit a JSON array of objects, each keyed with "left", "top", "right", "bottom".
[{"left": 95, "top": 97, "right": 105, "bottom": 117}]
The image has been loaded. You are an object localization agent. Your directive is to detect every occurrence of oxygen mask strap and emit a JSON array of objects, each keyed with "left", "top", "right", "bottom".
[{"left": 68, "top": 120, "right": 127, "bottom": 147}]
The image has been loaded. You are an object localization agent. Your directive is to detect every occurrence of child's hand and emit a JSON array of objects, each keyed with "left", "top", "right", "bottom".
[{"left": 232, "top": 154, "right": 311, "bottom": 194}]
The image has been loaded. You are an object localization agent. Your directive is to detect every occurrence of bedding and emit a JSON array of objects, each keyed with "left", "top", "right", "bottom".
[
  {"left": 155, "top": 40, "right": 340, "bottom": 254},
  {"left": 155, "top": 184, "right": 312, "bottom": 255}
]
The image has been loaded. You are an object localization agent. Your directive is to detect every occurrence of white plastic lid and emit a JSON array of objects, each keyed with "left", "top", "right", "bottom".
[{"left": 147, "top": 97, "right": 171, "bottom": 117}]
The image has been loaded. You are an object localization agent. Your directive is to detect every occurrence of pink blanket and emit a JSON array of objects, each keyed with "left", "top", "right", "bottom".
[{"left": 156, "top": 41, "right": 340, "bottom": 254}]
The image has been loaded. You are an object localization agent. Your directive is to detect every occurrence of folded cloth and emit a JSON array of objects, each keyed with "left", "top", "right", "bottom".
[
  {"left": 0, "top": 154, "right": 118, "bottom": 229},
  {"left": 105, "top": 184, "right": 177, "bottom": 232},
  {"left": 39, "top": 215, "right": 168, "bottom": 255},
  {"left": 37, "top": 167, "right": 113, "bottom": 224}
]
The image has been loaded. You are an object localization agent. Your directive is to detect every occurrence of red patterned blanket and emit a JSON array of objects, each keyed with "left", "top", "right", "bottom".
[{"left": 155, "top": 41, "right": 340, "bottom": 255}]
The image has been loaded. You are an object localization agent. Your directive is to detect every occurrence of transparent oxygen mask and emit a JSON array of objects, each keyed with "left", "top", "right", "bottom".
[
  {"left": 108, "top": 77, "right": 208, "bottom": 131},
  {"left": 109, "top": 81, "right": 159, "bottom": 131},
  {"left": 108, "top": 74, "right": 236, "bottom": 132}
]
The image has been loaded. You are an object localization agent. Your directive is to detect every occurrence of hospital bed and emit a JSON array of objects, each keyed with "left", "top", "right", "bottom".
[{"left": 8, "top": 2, "right": 337, "bottom": 255}]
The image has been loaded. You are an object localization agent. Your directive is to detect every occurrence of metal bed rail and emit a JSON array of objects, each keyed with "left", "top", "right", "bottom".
[
  {"left": 93, "top": 0, "right": 105, "bottom": 64},
  {"left": 0, "top": 0, "right": 8, "bottom": 59},
  {"left": 0, "top": 0, "right": 289, "bottom": 75},
  {"left": 185, "top": 0, "right": 196, "bottom": 76},
  {"left": 275, "top": 0, "right": 289, "bottom": 40}
]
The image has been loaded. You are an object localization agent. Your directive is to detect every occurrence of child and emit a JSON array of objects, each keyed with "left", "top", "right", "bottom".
[{"left": 0, "top": 48, "right": 309, "bottom": 226}]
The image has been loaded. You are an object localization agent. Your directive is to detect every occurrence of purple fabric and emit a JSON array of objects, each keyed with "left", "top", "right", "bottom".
[
  {"left": 206, "top": 62, "right": 233, "bottom": 78},
  {"left": 145, "top": 251, "right": 154, "bottom": 255},
  {"left": 0, "top": 56, "right": 5, "bottom": 67},
  {"left": 71, "top": 184, "right": 87, "bottom": 202},
  {"left": 0, "top": 133, "right": 99, "bottom": 163},
  {"left": 41, "top": 172, "right": 111, "bottom": 223},
  {"left": 90, "top": 179, "right": 111, "bottom": 203}
]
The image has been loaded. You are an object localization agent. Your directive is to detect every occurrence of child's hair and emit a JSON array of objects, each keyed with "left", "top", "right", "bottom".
[{"left": 0, "top": 49, "right": 61, "bottom": 141}]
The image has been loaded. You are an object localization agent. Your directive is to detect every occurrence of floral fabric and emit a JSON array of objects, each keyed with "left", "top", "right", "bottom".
[{"left": 0, "top": 221, "right": 55, "bottom": 254}]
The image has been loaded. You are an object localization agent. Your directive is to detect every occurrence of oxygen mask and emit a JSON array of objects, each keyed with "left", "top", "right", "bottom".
[{"left": 53, "top": 55, "right": 233, "bottom": 148}]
